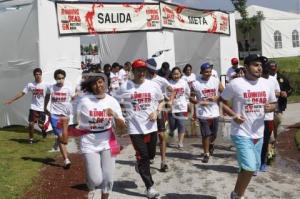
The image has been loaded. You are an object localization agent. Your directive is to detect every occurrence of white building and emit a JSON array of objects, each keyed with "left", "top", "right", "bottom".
[{"left": 235, "top": 5, "right": 300, "bottom": 58}]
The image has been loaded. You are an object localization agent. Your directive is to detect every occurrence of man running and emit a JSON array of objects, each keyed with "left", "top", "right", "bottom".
[
  {"left": 4, "top": 68, "right": 48, "bottom": 143},
  {"left": 116, "top": 59, "right": 164, "bottom": 198},
  {"left": 220, "top": 54, "right": 277, "bottom": 199},
  {"left": 190, "top": 62, "right": 224, "bottom": 163}
]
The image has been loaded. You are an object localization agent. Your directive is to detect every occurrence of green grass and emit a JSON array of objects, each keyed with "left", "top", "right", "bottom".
[
  {"left": 295, "top": 131, "right": 300, "bottom": 150},
  {"left": 273, "top": 56, "right": 300, "bottom": 73},
  {"left": 288, "top": 95, "right": 300, "bottom": 104},
  {"left": 0, "top": 127, "right": 57, "bottom": 199}
]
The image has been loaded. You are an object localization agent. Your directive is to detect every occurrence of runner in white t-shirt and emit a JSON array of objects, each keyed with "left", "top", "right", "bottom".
[
  {"left": 116, "top": 59, "right": 163, "bottom": 199},
  {"left": 44, "top": 69, "right": 75, "bottom": 169},
  {"left": 182, "top": 63, "right": 198, "bottom": 137},
  {"left": 226, "top": 58, "right": 241, "bottom": 83},
  {"left": 168, "top": 67, "right": 190, "bottom": 149},
  {"left": 190, "top": 62, "right": 224, "bottom": 163},
  {"left": 76, "top": 73, "right": 126, "bottom": 199},
  {"left": 109, "top": 62, "right": 121, "bottom": 93},
  {"left": 4, "top": 68, "right": 48, "bottom": 143},
  {"left": 220, "top": 54, "right": 277, "bottom": 199},
  {"left": 146, "top": 58, "right": 175, "bottom": 173},
  {"left": 260, "top": 63, "right": 281, "bottom": 172}
]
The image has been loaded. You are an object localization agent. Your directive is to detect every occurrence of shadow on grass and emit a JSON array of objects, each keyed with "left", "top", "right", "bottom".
[
  {"left": 193, "top": 164, "right": 238, "bottom": 174},
  {"left": 21, "top": 157, "right": 61, "bottom": 167},
  {"left": 161, "top": 193, "right": 217, "bottom": 199},
  {"left": 113, "top": 180, "right": 145, "bottom": 197},
  {"left": 10, "top": 138, "right": 40, "bottom": 144},
  {"left": 71, "top": 184, "right": 88, "bottom": 191}
]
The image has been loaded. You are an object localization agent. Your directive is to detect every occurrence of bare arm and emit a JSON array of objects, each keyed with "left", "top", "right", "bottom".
[
  {"left": 219, "top": 97, "right": 245, "bottom": 124},
  {"left": 4, "top": 92, "right": 25, "bottom": 105},
  {"left": 44, "top": 93, "right": 51, "bottom": 116}
]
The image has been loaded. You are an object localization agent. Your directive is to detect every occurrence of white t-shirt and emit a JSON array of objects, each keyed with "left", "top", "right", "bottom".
[
  {"left": 182, "top": 73, "right": 196, "bottom": 88},
  {"left": 150, "top": 75, "right": 171, "bottom": 96},
  {"left": 221, "top": 77, "right": 277, "bottom": 139},
  {"left": 23, "top": 81, "right": 48, "bottom": 112},
  {"left": 116, "top": 79, "right": 163, "bottom": 135},
  {"left": 226, "top": 66, "right": 238, "bottom": 81},
  {"left": 48, "top": 84, "right": 74, "bottom": 116},
  {"left": 168, "top": 79, "right": 190, "bottom": 113},
  {"left": 118, "top": 68, "right": 128, "bottom": 84},
  {"left": 264, "top": 76, "right": 280, "bottom": 121},
  {"left": 77, "top": 94, "right": 124, "bottom": 153},
  {"left": 192, "top": 76, "right": 220, "bottom": 119},
  {"left": 110, "top": 72, "right": 120, "bottom": 90}
]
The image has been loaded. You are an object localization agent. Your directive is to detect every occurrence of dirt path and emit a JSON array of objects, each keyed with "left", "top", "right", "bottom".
[{"left": 22, "top": 128, "right": 300, "bottom": 199}]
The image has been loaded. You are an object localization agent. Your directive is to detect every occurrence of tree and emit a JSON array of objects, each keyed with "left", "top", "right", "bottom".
[
  {"left": 93, "top": 45, "right": 98, "bottom": 55},
  {"left": 231, "top": 0, "right": 264, "bottom": 52}
]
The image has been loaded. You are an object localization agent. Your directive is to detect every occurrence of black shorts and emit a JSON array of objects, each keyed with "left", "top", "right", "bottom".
[
  {"left": 157, "top": 112, "right": 166, "bottom": 132},
  {"left": 28, "top": 109, "right": 46, "bottom": 125},
  {"left": 199, "top": 117, "right": 219, "bottom": 137}
]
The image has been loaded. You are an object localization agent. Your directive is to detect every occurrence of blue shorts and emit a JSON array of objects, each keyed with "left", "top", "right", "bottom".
[
  {"left": 231, "top": 135, "right": 263, "bottom": 172},
  {"left": 50, "top": 114, "right": 63, "bottom": 136}
]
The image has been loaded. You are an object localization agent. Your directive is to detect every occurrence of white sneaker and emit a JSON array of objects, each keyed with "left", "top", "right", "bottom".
[
  {"left": 63, "top": 158, "right": 71, "bottom": 169},
  {"left": 48, "top": 148, "right": 60, "bottom": 153},
  {"left": 88, "top": 189, "right": 101, "bottom": 199},
  {"left": 230, "top": 191, "right": 245, "bottom": 199},
  {"left": 146, "top": 186, "right": 159, "bottom": 199}
]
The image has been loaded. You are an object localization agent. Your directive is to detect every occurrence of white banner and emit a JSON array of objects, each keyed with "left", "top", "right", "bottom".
[
  {"left": 56, "top": 2, "right": 162, "bottom": 35},
  {"left": 160, "top": 2, "right": 230, "bottom": 35}
]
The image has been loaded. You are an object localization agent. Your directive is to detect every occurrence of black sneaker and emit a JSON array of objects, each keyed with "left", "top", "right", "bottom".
[
  {"left": 160, "top": 163, "right": 169, "bottom": 172},
  {"left": 202, "top": 154, "right": 209, "bottom": 163},
  {"left": 42, "top": 129, "right": 47, "bottom": 138},
  {"left": 209, "top": 143, "right": 215, "bottom": 155}
]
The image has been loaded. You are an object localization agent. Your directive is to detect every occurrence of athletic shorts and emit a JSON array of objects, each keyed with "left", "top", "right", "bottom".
[
  {"left": 199, "top": 117, "right": 219, "bottom": 137},
  {"left": 50, "top": 114, "right": 64, "bottom": 136},
  {"left": 28, "top": 109, "right": 45, "bottom": 124},
  {"left": 231, "top": 135, "right": 263, "bottom": 172},
  {"left": 157, "top": 112, "right": 166, "bottom": 132},
  {"left": 168, "top": 112, "right": 187, "bottom": 134}
]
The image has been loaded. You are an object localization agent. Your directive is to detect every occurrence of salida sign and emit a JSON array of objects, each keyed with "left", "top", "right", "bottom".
[
  {"left": 56, "top": 2, "right": 230, "bottom": 35},
  {"left": 56, "top": 2, "right": 161, "bottom": 35}
]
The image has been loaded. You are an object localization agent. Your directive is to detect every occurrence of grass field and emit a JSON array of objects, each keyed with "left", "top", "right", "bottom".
[
  {"left": 295, "top": 131, "right": 300, "bottom": 150},
  {"left": 0, "top": 127, "right": 57, "bottom": 199},
  {"left": 273, "top": 56, "right": 300, "bottom": 73}
]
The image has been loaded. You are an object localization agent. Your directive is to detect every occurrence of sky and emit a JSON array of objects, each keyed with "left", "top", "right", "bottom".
[{"left": 79, "top": 0, "right": 300, "bottom": 13}]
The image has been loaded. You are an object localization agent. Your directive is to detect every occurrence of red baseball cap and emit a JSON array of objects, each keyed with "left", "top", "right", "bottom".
[
  {"left": 231, "top": 58, "right": 239, "bottom": 65},
  {"left": 132, "top": 59, "right": 147, "bottom": 69}
]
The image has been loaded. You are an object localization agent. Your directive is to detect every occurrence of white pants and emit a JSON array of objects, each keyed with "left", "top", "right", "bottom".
[{"left": 83, "top": 149, "right": 115, "bottom": 193}]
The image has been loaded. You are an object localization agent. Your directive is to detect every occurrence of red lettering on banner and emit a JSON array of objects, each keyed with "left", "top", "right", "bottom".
[
  {"left": 220, "top": 15, "right": 228, "bottom": 31},
  {"left": 122, "top": 3, "right": 144, "bottom": 14},
  {"left": 85, "top": 4, "right": 104, "bottom": 34},
  {"left": 208, "top": 13, "right": 218, "bottom": 33}
]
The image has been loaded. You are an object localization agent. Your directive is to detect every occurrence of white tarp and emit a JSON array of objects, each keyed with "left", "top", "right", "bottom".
[
  {"left": 0, "top": 0, "right": 81, "bottom": 128},
  {"left": 235, "top": 5, "right": 300, "bottom": 58}
]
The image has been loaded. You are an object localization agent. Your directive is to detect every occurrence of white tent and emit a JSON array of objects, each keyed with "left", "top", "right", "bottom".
[
  {"left": 235, "top": 5, "right": 300, "bottom": 58},
  {"left": 0, "top": 0, "right": 81, "bottom": 127},
  {"left": 0, "top": 0, "right": 238, "bottom": 128}
]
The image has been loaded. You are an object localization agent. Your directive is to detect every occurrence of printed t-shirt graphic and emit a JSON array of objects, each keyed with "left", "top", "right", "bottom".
[
  {"left": 23, "top": 82, "right": 48, "bottom": 111},
  {"left": 168, "top": 79, "right": 190, "bottom": 113},
  {"left": 221, "top": 77, "right": 277, "bottom": 139},
  {"left": 192, "top": 76, "right": 220, "bottom": 119},
  {"left": 115, "top": 79, "right": 163, "bottom": 135}
]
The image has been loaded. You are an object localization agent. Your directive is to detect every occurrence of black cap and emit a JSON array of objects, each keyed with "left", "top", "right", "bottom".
[{"left": 244, "top": 54, "right": 268, "bottom": 65}]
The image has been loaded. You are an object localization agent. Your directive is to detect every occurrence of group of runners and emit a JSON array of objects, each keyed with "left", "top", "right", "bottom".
[{"left": 4, "top": 53, "right": 292, "bottom": 199}]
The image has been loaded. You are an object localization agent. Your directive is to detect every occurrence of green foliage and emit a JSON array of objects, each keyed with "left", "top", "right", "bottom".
[
  {"left": 295, "top": 131, "right": 300, "bottom": 150},
  {"left": 0, "top": 128, "right": 57, "bottom": 199},
  {"left": 231, "top": 0, "right": 265, "bottom": 42},
  {"left": 273, "top": 56, "right": 300, "bottom": 96}
]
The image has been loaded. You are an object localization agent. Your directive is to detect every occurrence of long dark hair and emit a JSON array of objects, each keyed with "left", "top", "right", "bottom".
[{"left": 183, "top": 64, "right": 192, "bottom": 75}]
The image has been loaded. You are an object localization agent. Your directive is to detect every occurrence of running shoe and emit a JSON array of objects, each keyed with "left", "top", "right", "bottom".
[
  {"left": 253, "top": 171, "right": 258, "bottom": 176},
  {"left": 202, "top": 154, "right": 209, "bottom": 163},
  {"left": 178, "top": 143, "right": 184, "bottom": 150},
  {"left": 260, "top": 164, "right": 268, "bottom": 172},
  {"left": 145, "top": 186, "right": 159, "bottom": 199},
  {"left": 230, "top": 191, "right": 245, "bottom": 199},
  {"left": 160, "top": 163, "right": 169, "bottom": 172},
  {"left": 63, "top": 158, "right": 71, "bottom": 169},
  {"left": 28, "top": 138, "right": 34, "bottom": 144}
]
